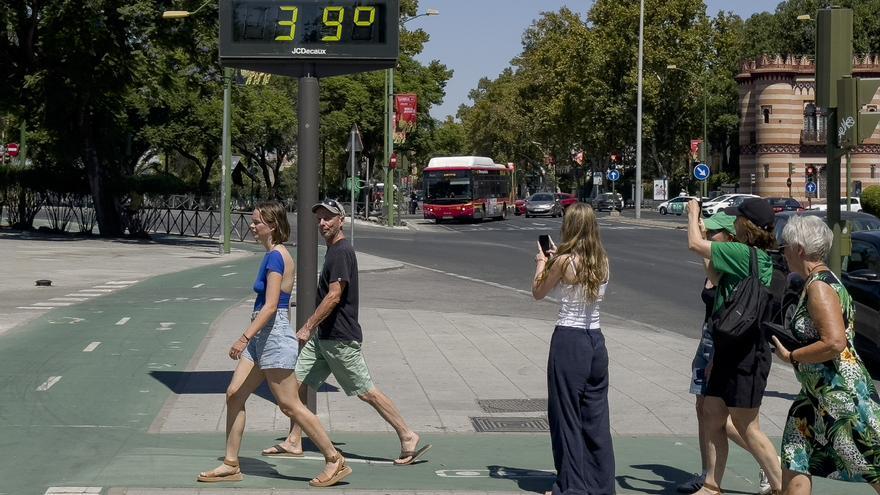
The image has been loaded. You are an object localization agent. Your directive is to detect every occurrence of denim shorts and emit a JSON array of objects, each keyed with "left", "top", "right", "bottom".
[
  {"left": 689, "top": 321, "right": 714, "bottom": 396},
  {"left": 242, "top": 310, "right": 298, "bottom": 370}
]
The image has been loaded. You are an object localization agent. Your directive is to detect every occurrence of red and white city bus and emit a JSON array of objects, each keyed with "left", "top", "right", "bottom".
[{"left": 422, "top": 156, "right": 514, "bottom": 223}]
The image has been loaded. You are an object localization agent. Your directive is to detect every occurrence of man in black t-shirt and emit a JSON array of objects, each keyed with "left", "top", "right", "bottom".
[{"left": 260, "top": 199, "right": 431, "bottom": 466}]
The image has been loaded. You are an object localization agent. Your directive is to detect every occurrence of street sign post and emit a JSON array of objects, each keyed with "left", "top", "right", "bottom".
[
  {"left": 6, "top": 143, "right": 19, "bottom": 157},
  {"left": 607, "top": 170, "right": 620, "bottom": 182},
  {"left": 693, "top": 163, "right": 710, "bottom": 181}
]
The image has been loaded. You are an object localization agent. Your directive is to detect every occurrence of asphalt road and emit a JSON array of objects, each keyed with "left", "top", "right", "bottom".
[{"left": 344, "top": 213, "right": 706, "bottom": 339}]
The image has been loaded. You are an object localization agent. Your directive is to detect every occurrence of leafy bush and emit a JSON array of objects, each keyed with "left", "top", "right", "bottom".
[
  {"left": 863, "top": 185, "right": 880, "bottom": 216},
  {"left": 126, "top": 173, "right": 190, "bottom": 195}
]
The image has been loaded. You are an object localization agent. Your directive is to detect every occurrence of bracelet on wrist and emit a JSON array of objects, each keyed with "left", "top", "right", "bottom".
[
  {"left": 789, "top": 350, "right": 799, "bottom": 369},
  {"left": 240, "top": 334, "right": 250, "bottom": 343}
]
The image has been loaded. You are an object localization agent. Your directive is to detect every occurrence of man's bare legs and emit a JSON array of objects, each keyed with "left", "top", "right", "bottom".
[{"left": 271, "top": 385, "right": 422, "bottom": 463}]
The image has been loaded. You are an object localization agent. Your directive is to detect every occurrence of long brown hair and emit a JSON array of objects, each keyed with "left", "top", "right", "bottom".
[
  {"left": 540, "top": 203, "right": 609, "bottom": 301},
  {"left": 734, "top": 217, "right": 776, "bottom": 251},
  {"left": 256, "top": 200, "right": 290, "bottom": 244}
]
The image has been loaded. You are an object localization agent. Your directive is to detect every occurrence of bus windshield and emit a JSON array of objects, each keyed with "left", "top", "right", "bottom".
[{"left": 425, "top": 170, "right": 471, "bottom": 204}]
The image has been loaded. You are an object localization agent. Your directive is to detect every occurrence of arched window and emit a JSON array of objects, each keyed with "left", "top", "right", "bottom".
[
  {"left": 804, "top": 103, "right": 817, "bottom": 133},
  {"left": 762, "top": 105, "right": 772, "bottom": 124}
]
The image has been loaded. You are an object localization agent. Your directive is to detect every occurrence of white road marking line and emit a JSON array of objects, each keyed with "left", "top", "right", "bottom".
[
  {"left": 210, "top": 297, "right": 227, "bottom": 301},
  {"left": 106, "top": 280, "right": 138, "bottom": 285},
  {"left": 156, "top": 322, "right": 176, "bottom": 331},
  {"left": 36, "top": 376, "right": 62, "bottom": 391},
  {"left": 49, "top": 297, "right": 89, "bottom": 302},
  {"left": 687, "top": 260, "right": 702, "bottom": 266},
  {"left": 34, "top": 302, "right": 73, "bottom": 307},
  {"left": 91, "top": 285, "right": 120, "bottom": 289},
  {"left": 81, "top": 289, "right": 113, "bottom": 293},
  {"left": 297, "top": 455, "right": 393, "bottom": 465},
  {"left": 222, "top": 265, "right": 234, "bottom": 268},
  {"left": 192, "top": 283, "right": 205, "bottom": 288},
  {"left": 17, "top": 306, "right": 51, "bottom": 310},
  {"left": 222, "top": 272, "right": 237, "bottom": 277},
  {"left": 68, "top": 293, "right": 99, "bottom": 297},
  {"left": 82, "top": 342, "right": 101, "bottom": 352},
  {"left": 45, "top": 488, "right": 102, "bottom": 494},
  {"left": 115, "top": 317, "right": 130, "bottom": 326}
]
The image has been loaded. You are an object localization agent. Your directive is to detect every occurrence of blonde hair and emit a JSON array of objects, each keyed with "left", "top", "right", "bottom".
[
  {"left": 540, "top": 203, "right": 609, "bottom": 301},
  {"left": 256, "top": 200, "right": 290, "bottom": 244}
]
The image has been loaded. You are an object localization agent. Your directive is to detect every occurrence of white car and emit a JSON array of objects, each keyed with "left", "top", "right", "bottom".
[
  {"left": 701, "top": 194, "right": 760, "bottom": 216},
  {"left": 656, "top": 196, "right": 697, "bottom": 215},
  {"left": 811, "top": 197, "right": 863, "bottom": 212}
]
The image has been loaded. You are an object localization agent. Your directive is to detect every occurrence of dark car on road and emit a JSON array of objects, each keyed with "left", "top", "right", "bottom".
[
  {"left": 843, "top": 231, "right": 880, "bottom": 353},
  {"left": 767, "top": 197, "right": 804, "bottom": 213},
  {"left": 774, "top": 210, "right": 880, "bottom": 243},
  {"left": 592, "top": 192, "right": 623, "bottom": 212},
  {"left": 524, "top": 192, "right": 563, "bottom": 218}
]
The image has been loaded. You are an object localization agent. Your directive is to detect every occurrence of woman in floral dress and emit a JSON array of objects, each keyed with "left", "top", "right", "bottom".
[{"left": 772, "top": 215, "right": 880, "bottom": 494}]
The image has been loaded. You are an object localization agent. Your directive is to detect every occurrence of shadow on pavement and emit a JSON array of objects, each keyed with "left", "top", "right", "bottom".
[
  {"left": 149, "top": 370, "right": 339, "bottom": 403},
  {"left": 616, "top": 463, "right": 695, "bottom": 494},
  {"left": 488, "top": 465, "right": 555, "bottom": 493}
]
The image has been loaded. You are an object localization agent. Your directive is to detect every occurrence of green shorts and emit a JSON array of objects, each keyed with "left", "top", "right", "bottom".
[{"left": 295, "top": 338, "right": 375, "bottom": 396}]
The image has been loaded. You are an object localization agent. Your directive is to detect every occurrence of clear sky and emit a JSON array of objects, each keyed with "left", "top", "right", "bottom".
[{"left": 413, "top": 1, "right": 776, "bottom": 120}]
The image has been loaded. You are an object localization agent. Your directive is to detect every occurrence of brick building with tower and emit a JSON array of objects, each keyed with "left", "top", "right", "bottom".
[{"left": 736, "top": 54, "right": 880, "bottom": 203}]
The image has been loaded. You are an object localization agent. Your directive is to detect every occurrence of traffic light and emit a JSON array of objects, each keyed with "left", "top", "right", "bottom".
[
  {"left": 805, "top": 165, "right": 817, "bottom": 183},
  {"left": 837, "top": 76, "right": 880, "bottom": 148}
]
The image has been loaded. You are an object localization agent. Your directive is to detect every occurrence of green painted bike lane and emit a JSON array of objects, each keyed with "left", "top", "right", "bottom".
[{"left": 0, "top": 248, "right": 868, "bottom": 494}]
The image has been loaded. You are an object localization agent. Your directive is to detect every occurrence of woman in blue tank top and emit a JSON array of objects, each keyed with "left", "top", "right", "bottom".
[{"left": 198, "top": 201, "right": 351, "bottom": 487}]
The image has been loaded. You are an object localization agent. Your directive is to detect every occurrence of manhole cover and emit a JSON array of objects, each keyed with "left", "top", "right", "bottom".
[
  {"left": 471, "top": 416, "right": 549, "bottom": 432},
  {"left": 477, "top": 398, "right": 548, "bottom": 413}
]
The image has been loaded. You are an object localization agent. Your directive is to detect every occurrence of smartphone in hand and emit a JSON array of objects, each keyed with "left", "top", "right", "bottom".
[{"left": 538, "top": 234, "right": 552, "bottom": 257}]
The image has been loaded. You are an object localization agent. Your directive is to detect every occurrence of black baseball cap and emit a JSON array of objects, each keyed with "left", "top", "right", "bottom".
[
  {"left": 311, "top": 199, "right": 346, "bottom": 217},
  {"left": 724, "top": 197, "right": 774, "bottom": 231}
]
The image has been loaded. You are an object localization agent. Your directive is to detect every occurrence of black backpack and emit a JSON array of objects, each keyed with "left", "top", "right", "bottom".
[{"left": 712, "top": 247, "right": 772, "bottom": 340}]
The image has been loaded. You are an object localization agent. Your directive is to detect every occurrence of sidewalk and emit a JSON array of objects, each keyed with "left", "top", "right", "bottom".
[{"left": 0, "top": 230, "right": 864, "bottom": 494}]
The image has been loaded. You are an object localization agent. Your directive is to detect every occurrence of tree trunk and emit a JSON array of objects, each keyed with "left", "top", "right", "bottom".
[{"left": 84, "top": 143, "right": 123, "bottom": 237}]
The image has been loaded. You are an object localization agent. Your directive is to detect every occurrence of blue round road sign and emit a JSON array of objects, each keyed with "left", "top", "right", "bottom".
[
  {"left": 806, "top": 181, "right": 817, "bottom": 194},
  {"left": 607, "top": 170, "right": 621, "bottom": 182},
  {"left": 693, "top": 163, "right": 711, "bottom": 181}
]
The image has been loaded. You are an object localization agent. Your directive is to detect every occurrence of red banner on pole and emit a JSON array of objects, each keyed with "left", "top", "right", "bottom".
[
  {"left": 690, "top": 139, "right": 702, "bottom": 161},
  {"left": 394, "top": 93, "right": 418, "bottom": 144}
]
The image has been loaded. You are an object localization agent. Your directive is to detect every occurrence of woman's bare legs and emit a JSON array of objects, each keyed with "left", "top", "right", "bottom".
[
  {"left": 264, "top": 368, "right": 346, "bottom": 482},
  {"left": 694, "top": 396, "right": 729, "bottom": 494},
  {"left": 781, "top": 468, "right": 811, "bottom": 495},
  {"left": 199, "top": 358, "right": 265, "bottom": 478},
  {"left": 730, "top": 407, "right": 782, "bottom": 492}
]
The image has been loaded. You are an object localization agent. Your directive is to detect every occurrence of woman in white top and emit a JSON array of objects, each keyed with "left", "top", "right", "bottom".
[{"left": 533, "top": 203, "right": 615, "bottom": 495}]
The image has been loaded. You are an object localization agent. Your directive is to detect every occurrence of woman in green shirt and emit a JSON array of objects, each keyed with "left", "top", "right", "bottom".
[{"left": 686, "top": 198, "right": 782, "bottom": 495}]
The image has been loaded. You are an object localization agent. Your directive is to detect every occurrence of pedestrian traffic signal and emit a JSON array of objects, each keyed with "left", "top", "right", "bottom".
[{"left": 837, "top": 76, "right": 880, "bottom": 148}]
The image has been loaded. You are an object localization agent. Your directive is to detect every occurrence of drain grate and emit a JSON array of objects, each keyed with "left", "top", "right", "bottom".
[
  {"left": 471, "top": 416, "right": 549, "bottom": 432},
  {"left": 477, "top": 398, "right": 548, "bottom": 413}
]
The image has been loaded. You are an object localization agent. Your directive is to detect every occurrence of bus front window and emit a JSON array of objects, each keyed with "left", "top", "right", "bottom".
[{"left": 425, "top": 171, "right": 471, "bottom": 204}]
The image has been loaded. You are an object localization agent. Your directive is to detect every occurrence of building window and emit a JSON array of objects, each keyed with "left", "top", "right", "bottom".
[
  {"left": 749, "top": 131, "right": 756, "bottom": 144},
  {"left": 873, "top": 164, "right": 877, "bottom": 179},
  {"left": 804, "top": 102, "right": 817, "bottom": 132},
  {"left": 762, "top": 105, "right": 772, "bottom": 124},
  {"left": 763, "top": 164, "right": 770, "bottom": 178}
]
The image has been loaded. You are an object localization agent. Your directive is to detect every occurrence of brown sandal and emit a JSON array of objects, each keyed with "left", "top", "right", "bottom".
[
  {"left": 393, "top": 443, "right": 432, "bottom": 465},
  {"left": 700, "top": 483, "right": 723, "bottom": 495},
  {"left": 197, "top": 459, "right": 243, "bottom": 482},
  {"left": 308, "top": 454, "right": 352, "bottom": 487}
]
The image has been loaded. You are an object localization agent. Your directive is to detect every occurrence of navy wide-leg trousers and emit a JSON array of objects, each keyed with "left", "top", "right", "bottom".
[{"left": 548, "top": 326, "right": 615, "bottom": 495}]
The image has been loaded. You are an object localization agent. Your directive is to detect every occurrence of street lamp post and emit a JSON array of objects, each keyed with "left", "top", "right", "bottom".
[
  {"left": 667, "top": 64, "right": 708, "bottom": 199},
  {"left": 163, "top": 1, "right": 232, "bottom": 254},
  {"left": 384, "top": 8, "right": 438, "bottom": 227},
  {"left": 635, "top": 0, "right": 645, "bottom": 219}
]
